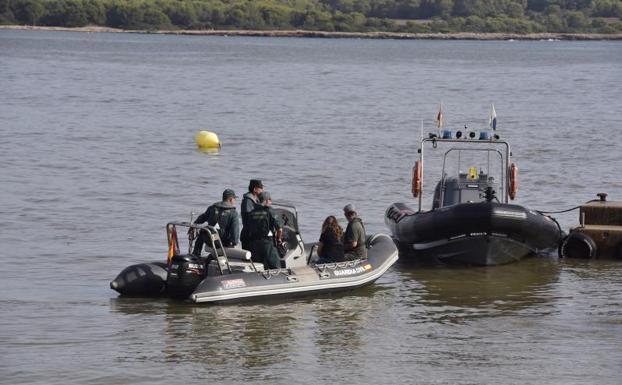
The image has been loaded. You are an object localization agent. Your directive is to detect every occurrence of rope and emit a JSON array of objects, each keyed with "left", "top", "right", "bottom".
[
  {"left": 536, "top": 199, "right": 601, "bottom": 215},
  {"left": 536, "top": 206, "right": 581, "bottom": 215}
]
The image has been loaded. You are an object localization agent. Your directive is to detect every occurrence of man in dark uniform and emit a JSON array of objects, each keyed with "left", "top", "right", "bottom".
[
  {"left": 343, "top": 203, "right": 367, "bottom": 260},
  {"left": 240, "top": 179, "right": 264, "bottom": 250},
  {"left": 192, "top": 189, "right": 240, "bottom": 255},
  {"left": 244, "top": 191, "right": 283, "bottom": 269}
]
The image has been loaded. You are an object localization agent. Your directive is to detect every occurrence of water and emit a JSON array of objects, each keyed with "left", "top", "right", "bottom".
[{"left": 1, "top": 30, "right": 622, "bottom": 384}]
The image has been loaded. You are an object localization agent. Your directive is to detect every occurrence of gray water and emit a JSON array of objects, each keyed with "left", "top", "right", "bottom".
[{"left": 1, "top": 30, "right": 622, "bottom": 385}]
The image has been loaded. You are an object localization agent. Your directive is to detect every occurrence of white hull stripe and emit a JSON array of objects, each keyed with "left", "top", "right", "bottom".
[{"left": 191, "top": 252, "right": 398, "bottom": 303}]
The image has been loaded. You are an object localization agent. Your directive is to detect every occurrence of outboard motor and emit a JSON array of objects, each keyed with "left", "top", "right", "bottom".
[{"left": 166, "top": 254, "right": 206, "bottom": 299}]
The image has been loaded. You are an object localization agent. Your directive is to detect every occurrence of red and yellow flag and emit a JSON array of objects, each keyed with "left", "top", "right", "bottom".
[
  {"left": 435, "top": 103, "right": 443, "bottom": 129},
  {"left": 167, "top": 227, "right": 178, "bottom": 263}
]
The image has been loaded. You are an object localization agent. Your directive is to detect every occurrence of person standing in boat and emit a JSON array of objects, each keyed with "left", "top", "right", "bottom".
[
  {"left": 240, "top": 179, "right": 264, "bottom": 250},
  {"left": 192, "top": 189, "right": 240, "bottom": 255},
  {"left": 245, "top": 191, "right": 283, "bottom": 269},
  {"left": 316, "top": 215, "right": 345, "bottom": 264},
  {"left": 343, "top": 204, "right": 367, "bottom": 260}
]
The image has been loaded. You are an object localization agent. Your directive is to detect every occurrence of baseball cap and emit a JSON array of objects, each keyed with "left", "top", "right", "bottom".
[
  {"left": 258, "top": 191, "right": 271, "bottom": 203},
  {"left": 222, "top": 189, "right": 237, "bottom": 200},
  {"left": 343, "top": 204, "right": 356, "bottom": 214}
]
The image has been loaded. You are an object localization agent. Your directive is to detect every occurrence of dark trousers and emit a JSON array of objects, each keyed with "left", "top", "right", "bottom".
[
  {"left": 249, "top": 238, "right": 280, "bottom": 269},
  {"left": 192, "top": 231, "right": 207, "bottom": 256}
]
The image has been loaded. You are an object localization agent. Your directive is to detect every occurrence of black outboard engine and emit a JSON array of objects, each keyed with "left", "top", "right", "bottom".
[{"left": 166, "top": 254, "right": 206, "bottom": 299}]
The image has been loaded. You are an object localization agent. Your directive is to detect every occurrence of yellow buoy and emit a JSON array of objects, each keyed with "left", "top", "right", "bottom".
[{"left": 195, "top": 130, "right": 221, "bottom": 149}]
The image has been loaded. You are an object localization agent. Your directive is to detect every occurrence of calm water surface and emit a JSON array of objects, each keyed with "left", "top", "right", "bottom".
[{"left": 1, "top": 30, "right": 621, "bottom": 384}]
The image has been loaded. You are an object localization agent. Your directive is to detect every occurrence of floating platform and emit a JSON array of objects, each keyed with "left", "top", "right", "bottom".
[{"left": 561, "top": 193, "right": 622, "bottom": 259}]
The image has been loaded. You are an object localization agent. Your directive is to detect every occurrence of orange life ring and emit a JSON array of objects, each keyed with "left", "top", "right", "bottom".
[
  {"left": 509, "top": 163, "right": 518, "bottom": 200},
  {"left": 411, "top": 160, "right": 422, "bottom": 197}
]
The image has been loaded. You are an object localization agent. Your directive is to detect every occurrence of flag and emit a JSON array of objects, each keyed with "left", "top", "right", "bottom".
[
  {"left": 167, "top": 226, "right": 178, "bottom": 262},
  {"left": 488, "top": 104, "right": 497, "bottom": 130},
  {"left": 436, "top": 104, "right": 443, "bottom": 129}
]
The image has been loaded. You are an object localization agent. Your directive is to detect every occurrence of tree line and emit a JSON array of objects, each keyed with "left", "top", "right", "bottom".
[{"left": 1, "top": 0, "right": 621, "bottom": 34}]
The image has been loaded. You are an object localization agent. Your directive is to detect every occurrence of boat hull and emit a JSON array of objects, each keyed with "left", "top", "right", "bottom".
[
  {"left": 386, "top": 201, "right": 562, "bottom": 266},
  {"left": 110, "top": 233, "right": 398, "bottom": 303},
  {"left": 397, "top": 234, "right": 534, "bottom": 265},
  {"left": 110, "top": 262, "right": 168, "bottom": 296},
  {"left": 190, "top": 233, "right": 398, "bottom": 303}
]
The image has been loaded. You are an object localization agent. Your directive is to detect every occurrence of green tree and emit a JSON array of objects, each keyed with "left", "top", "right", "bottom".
[
  {"left": 62, "top": 0, "right": 88, "bottom": 27},
  {"left": 12, "top": 0, "right": 45, "bottom": 25},
  {"left": 506, "top": 1, "right": 525, "bottom": 17},
  {"left": 106, "top": 0, "right": 145, "bottom": 29},
  {"left": 419, "top": 0, "right": 452, "bottom": 18},
  {"left": 593, "top": 0, "right": 622, "bottom": 17},
  {"left": 1, "top": 0, "right": 16, "bottom": 23},
  {"left": 84, "top": 0, "right": 106, "bottom": 25},
  {"left": 565, "top": 10, "right": 589, "bottom": 29},
  {"left": 142, "top": 4, "right": 172, "bottom": 29},
  {"left": 258, "top": 3, "right": 291, "bottom": 29}
]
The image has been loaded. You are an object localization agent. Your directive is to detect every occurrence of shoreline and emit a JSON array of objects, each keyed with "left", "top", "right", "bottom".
[{"left": 2, "top": 25, "right": 622, "bottom": 41}]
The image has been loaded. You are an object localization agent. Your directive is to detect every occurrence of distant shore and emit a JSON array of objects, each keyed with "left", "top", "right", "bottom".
[{"left": 3, "top": 25, "right": 622, "bottom": 41}]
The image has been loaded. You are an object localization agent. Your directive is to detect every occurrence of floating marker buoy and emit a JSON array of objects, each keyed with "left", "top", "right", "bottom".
[{"left": 195, "top": 130, "right": 221, "bottom": 149}]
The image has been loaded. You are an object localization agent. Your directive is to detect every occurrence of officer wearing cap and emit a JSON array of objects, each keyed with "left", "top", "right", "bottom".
[
  {"left": 192, "top": 188, "right": 240, "bottom": 255},
  {"left": 240, "top": 179, "right": 264, "bottom": 250},
  {"left": 343, "top": 203, "right": 367, "bottom": 260},
  {"left": 244, "top": 191, "right": 283, "bottom": 269}
]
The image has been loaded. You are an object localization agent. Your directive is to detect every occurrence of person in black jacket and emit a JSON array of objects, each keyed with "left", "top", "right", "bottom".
[
  {"left": 240, "top": 179, "right": 264, "bottom": 250},
  {"left": 316, "top": 215, "right": 345, "bottom": 264},
  {"left": 244, "top": 191, "right": 283, "bottom": 269},
  {"left": 192, "top": 189, "right": 240, "bottom": 255}
]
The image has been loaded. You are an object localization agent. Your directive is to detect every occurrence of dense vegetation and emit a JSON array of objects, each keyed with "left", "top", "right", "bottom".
[{"left": 1, "top": 0, "right": 621, "bottom": 34}]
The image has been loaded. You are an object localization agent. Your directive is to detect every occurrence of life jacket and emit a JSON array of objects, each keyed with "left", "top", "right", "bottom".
[
  {"left": 206, "top": 202, "right": 235, "bottom": 238},
  {"left": 206, "top": 205, "right": 223, "bottom": 227}
]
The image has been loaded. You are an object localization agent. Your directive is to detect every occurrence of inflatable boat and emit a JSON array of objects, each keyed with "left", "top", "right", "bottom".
[
  {"left": 385, "top": 130, "right": 562, "bottom": 266},
  {"left": 111, "top": 204, "right": 398, "bottom": 303}
]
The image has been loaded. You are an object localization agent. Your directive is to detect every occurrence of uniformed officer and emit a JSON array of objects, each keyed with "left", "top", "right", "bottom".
[
  {"left": 244, "top": 191, "right": 283, "bottom": 269},
  {"left": 343, "top": 203, "right": 367, "bottom": 260},
  {"left": 192, "top": 189, "right": 240, "bottom": 255},
  {"left": 240, "top": 179, "right": 264, "bottom": 250}
]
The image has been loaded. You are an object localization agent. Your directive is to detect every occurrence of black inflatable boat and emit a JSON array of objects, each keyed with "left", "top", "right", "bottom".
[
  {"left": 385, "top": 131, "right": 562, "bottom": 265},
  {"left": 111, "top": 204, "right": 398, "bottom": 303}
]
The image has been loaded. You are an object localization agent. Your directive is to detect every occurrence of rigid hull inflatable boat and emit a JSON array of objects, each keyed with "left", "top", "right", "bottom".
[
  {"left": 111, "top": 204, "right": 398, "bottom": 303},
  {"left": 385, "top": 132, "right": 562, "bottom": 266}
]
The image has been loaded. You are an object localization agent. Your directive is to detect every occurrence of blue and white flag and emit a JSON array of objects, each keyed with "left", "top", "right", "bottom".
[{"left": 488, "top": 104, "right": 497, "bottom": 130}]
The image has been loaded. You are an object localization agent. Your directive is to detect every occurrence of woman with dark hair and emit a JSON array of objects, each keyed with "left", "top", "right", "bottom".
[{"left": 316, "top": 215, "right": 345, "bottom": 263}]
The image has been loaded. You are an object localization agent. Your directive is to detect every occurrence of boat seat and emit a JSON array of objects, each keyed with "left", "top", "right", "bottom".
[
  {"left": 206, "top": 259, "right": 264, "bottom": 276},
  {"left": 204, "top": 247, "right": 251, "bottom": 261},
  {"left": 281, "top": 225, "right": 299, "bottom": 250}
]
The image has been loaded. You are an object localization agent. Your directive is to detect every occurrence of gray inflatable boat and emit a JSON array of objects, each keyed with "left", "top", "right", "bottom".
[{"left": 111, "top": 204, "right": 398, "bottom": 303}]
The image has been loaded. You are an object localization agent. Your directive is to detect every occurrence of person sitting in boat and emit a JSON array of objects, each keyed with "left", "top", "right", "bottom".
[
  {"left": 244, "top": 191, "right": 283, "bottom": 269},
  {"left": 240, "top": 179, "right": 264, "bottom": 250},
  {"left": 343, "top": 204, "right": 367, "bottom": 260},
  {"left": 316, "top": 215, "right": 345, "bottom": 264},
  {"left": 192, "top": 188, "right": 240, "bottom": 255}
]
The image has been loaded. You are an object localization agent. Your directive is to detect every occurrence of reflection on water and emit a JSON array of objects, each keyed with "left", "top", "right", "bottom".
[
  {"left": 108, "top": 288, "right": 381, "bottom": 376},
  {"left": 392, "top": 257, "right": 561, "bottom": 323},
  {"left": 312, "top": 299, "right": 367, "bottom": 364}
]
